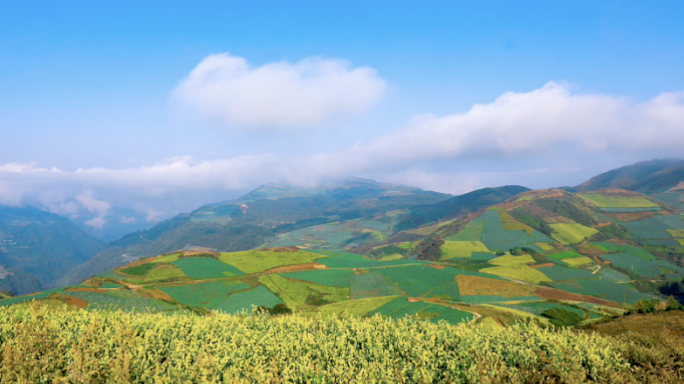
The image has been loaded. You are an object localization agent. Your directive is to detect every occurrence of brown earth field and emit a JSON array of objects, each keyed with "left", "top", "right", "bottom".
[
  {"left": 534, "top": 286, "right": 615, "bottom": 306},
  {"left": 59, "top": 295, "right": 89, "bottom": 309},
  {"left": 263, "top": 262, "right": 328, "bottom": 274},
  {"left": 456, "top": 275, "right": 536, "bottom": 297},
  {"left": 583, "top": 310, "right": 684, "bottom": 337}
]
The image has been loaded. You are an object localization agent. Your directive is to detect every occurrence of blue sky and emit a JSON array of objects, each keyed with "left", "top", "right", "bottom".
[{"left": 1, "top": 1, "right": 684, "bottom": 228}]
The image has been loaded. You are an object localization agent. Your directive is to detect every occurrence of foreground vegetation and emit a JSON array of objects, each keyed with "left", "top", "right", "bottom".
[{"left": 2, "top": 304, "right": 683, "bottom": 383}]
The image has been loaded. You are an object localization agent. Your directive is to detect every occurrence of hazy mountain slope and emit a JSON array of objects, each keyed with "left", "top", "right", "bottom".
[
  {"left": 394, "top": 185, "right": 530, "bottom": 231},
  {"left": 0, "top": 265, "right": 42, "bottom": 295},
  {"left": 632, "top": 160, "right": 684, "bottom": 193},
  {"left": 69, "top": 206, "right": 157, "bottom": 243},
  {"left": 575, "top": 159, "right": 680, "bottom": 192},
  {"left": 0, "top": 206, "right": 104, "bottom": 293},
  {"left": 55, "top": 179, "right": 451, "bottom": 287}
]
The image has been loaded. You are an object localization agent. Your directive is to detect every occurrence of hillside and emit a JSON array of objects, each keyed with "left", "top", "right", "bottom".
[
  {"left": 0, "top": 206, "right": 104, "bottom": 294},
  {"left": 7, "top": 188, "right": 684, "bottom": 332},
  {"left": 632, "top": 160, "right": 684, "bottom": 194},
  {"left": 54, "top": 178, "right": 452, "bottom": 287},
  {"left": 574, "top": 158, "right": 681, "bottom": 192},
  {"left": 392, "top": 185, "right": 530, "bottom": 231}
]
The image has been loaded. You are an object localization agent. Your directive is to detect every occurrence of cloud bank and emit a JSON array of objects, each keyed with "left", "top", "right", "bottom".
[
  {"left": 2, "top": 82, "right": 683, "bottom": 219},
  {"left": 171, "top": 53, "right": 386, "bottom": 130}
]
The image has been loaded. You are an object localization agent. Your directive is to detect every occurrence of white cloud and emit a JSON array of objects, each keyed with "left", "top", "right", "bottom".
[
  {"left": 45, "top": 201, "right": 80, "bottom": 218},
  {"left": 1, "top": 83, "right": 683, "bottom": 218},
  {"left": 119, "top": 216, "right": 137, "bottom": 224},
  {"left": 76, "top": 192, "right": 111, "bottom": 217},
  {"left": 321, "top": 82, "right": 684, "bottom": 171},
  {"left": 171, "top": 53, "right": 386, "bottom": 130},
  {"left": 84, "top": 217, "right": 106, "bottom": 229},
  {"left": 135, "top": 205, "right": 164, "bottom": 222}
]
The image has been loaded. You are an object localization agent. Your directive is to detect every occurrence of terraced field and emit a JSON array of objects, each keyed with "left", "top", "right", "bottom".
[{"left": 3, "top": 188, "right": 683, "bottom": 328}]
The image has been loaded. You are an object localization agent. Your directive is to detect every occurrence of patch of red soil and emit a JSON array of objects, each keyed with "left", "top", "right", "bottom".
[
  {"left": 66, "top": 287, "right": 110, "bottom": 293},
  {"left": 264, "top": 262, "right": 328, "bottom": 274},
  {"left": 535, "top": 287, "right": 615, "bottom": 306},
  {"left": 62, "top": 295, "right": 89, "bottom": 308}
]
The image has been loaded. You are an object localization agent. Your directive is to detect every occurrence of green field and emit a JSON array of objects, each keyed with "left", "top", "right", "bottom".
[
  {"left": 623, "top": 214, "right": 684, "bottom": 239},
  {"left": 602, "top": 253, "right": 684, "bottom": 279},
  {"left": 476, "top": 210, "right": 552, "bottom": 253},
  {"left": 547, "top": 251, "right": 584, "bottom": 261},
  {"left": 172, "top": 257, "right": 245, "bottom": 279},
  {"left": 549, "top": 223, "right": 599, "bottom": 245},
  {"left": 145, "top": 265, "right": 187, "bottom": 281},
  {"left": 64, "top": 290, "right": 176, "bottom": 312},
  {"left": 481, "top": 265, "right": 552, "bottom": 284},
  {"left": 550, "top": 279, "right": 648, "bottom": 304},
  {"left": 578, "top": 194, "right": 659, "bottom": 208},
  {"left": 598, "top": 268, "right": 631, "bottom": 283},
  {"left": 445, "top": 220, "right": 485, "bottom": 241},
  {"left": 281, "top": 269, "right": 353, "bottom": 288},
  {"left": 538, "top": 265, "right": 597, "bottom": 281},
  {"left": 350, "top": 272, "right": 404, "bottom": 299},
  {"left": 213, "top": 285, "right": 284, "bottom": 314},
  {"left": 369, "top": 297, "right": 474, "bottom": 324},
  {"left": 258, "top": 274, "right": 349, "bottom": 309},
  {"left": 424, "top": 283, "right": 462, "bottom": 301},
  {"left": 315, "top": 296, "right": 399, "bottom": 318},
  {"left": 440, "top": 240, "right": 489, "bottom": 259},
  {"left": 160, "top": 281, "right": 250, "bottom": 308},
  {"left": 597, "top": 243, "right": 656, "bottom": 260},
  {"left": 219, "top": 250, "right": 325, "bottom": 274},
  {"left": 373, "top": 265, "right": 479, "bottom": 297}
]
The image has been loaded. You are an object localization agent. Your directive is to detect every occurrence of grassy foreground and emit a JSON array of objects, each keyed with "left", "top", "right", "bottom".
[{"left": 0, "top": 304, "right": 680, "bottom": 383}]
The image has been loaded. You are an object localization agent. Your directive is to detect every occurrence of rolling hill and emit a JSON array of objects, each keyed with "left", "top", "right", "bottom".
[
  {"left": 7, "top": 187, "right": 684, "bottom": 330},
  {"left": 54, "top": 178, "right": 453, "bottom": 287},
  {"left": 575, "top": 158, "right": 684, "bottom": 194}
]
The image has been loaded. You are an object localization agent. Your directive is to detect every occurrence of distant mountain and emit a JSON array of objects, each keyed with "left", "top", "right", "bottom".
[
  {"left": 69, "top": 206, "right": 157, "bottom": 243},
  {"left": 0, "top": 206, "right": 104, "bottom": 294},
  {"left": 393, "top": 185, "right": 530, "bottom": 232},
  {"left": 575, "top": 159, "right": 681, "bottom": 192},
  {"left": 55, "top": 178, "right": 452, "bottom": 287},
  {"left": 631, "top": 160, "right": 684, "bottom": 194}
]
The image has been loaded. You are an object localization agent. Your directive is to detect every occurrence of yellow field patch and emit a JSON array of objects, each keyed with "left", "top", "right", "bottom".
[
  {"left": 380, "top": 254, "right": 404, "bottom": 261},
  {"left": 549, "top": 223, "right": 599, "bottom": 245},
  {"left": 481, "top": 265, "right": 552, "bottom": 285},
  {"left": 535, "top": 242, "right": 555, "bottom": 251},
  {"left": 577, "top": 194, "right": 659, "bottom": 208},
  {"left": 561, "top": 256, "right": 594, "bottom": 266},
  {"left": 667, "top": 229, "right": 684, "bottom": 238},
  {"left": 488, "top": 254, "right": 535, "bottom": 266},
  {"left": 494, "top": 208, "right": 535, "bottom": 234},
  {"left": 455, "top": 275, "right": 536, "bottom": 297},
  {"left": 440, "top": 241, "right": 489, "bottom": 259},
  {"left": 219, "top": 249, "right": 325, "bottom": 274}
]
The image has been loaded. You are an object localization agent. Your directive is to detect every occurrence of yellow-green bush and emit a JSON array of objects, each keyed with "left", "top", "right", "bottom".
[{"left": 0, "top": 303, "right": 631, "bottom": 383}]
